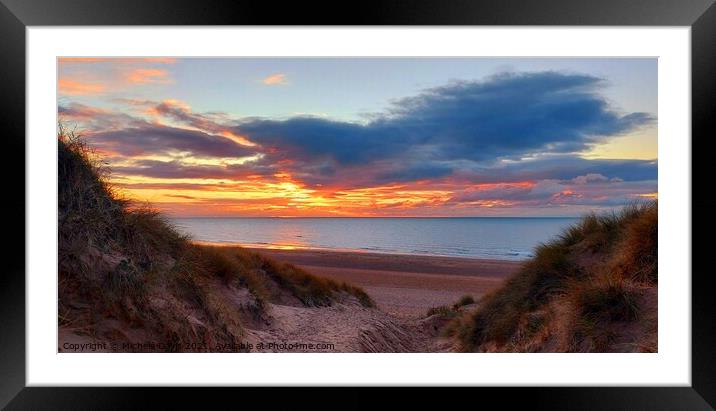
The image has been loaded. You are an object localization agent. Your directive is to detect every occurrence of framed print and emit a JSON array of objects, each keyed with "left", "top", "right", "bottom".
[{"left": 2, "top": 0, "right": 715, "bottom": 408}]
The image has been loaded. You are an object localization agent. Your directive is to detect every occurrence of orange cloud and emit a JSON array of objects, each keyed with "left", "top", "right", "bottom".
[
  {"left": 106, "top": 168, "right": 459, "bottom": 218},
  {"left": 262, "top": 73, "right": 288, "bottom": 85},
  {"left": 637, "top": 192, "right": 658, "bottom": 199},
  {"left": 125, "top": 68, "right": 172, "bottom": 84},
  {"left": 458, "top": 199, "right": 516, "bottom": 208},
  {"left": 219, "top": 130, "right": 258, "bottom": 147},
  {"left": 58, "top": 79, "right": 107, "bottom": 95},
  {"left": 137, "top": 99, "right": 258, "bottom": 147}
]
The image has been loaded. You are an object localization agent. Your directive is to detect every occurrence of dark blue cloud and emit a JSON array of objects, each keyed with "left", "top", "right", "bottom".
[
  {"left": 449, "top": 177, "right": 657, "bottom": 207},
  {"left": 110, "top": 158, "right": 274, "bottom": 180},
  {"left": 458, "top": 157, "right": 657, "bottom": 184},
  {"left": 234, "top": 118, "right": 402, "bottom": 165},
  {"left": 376, "top": 162, "right": 456, "bottom": 183},
  {"left": 234, "top": 71, "right": 654, "bottom": 168},
  {"left": 90, "top": 125, "right": 257, "bottom": 158}
]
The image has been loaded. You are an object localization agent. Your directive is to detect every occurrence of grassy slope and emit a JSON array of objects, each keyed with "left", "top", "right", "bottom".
[
  {"left": 58, "top": 132, "right": 373, "bottom": 352},
  {"left": 446, "top": 202, "right": 658, "bottom": 352}
]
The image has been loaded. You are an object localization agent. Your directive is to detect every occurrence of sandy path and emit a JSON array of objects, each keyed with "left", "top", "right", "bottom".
[
  {"left": 249, "top": 248, "right": 521, "bottom": 318},
  {"left": 239, "top": 248, "right": 522, "bottom": 352},
  {"left": 246, "top": 299, "right": 441, "bottom": 352}
]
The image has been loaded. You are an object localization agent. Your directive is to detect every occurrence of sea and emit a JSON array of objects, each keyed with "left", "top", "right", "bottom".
[{"left": 171, "top": 217, "right": 580, "bottom": 261}]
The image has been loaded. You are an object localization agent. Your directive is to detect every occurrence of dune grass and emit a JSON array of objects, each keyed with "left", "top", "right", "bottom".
[
  {"left": 426, "top": 305, "right": 456, "bottom": 318},
  {"left": 189, "top": 245, "right": 374, "bottom": 308},
  {"left": 452, "top": 295, "right": 476, "bottom": 310},
  {"left": 445, "top": 202, "right": 657, "bottom": 352},
  {"left": 424, "top": 294, "right": 477, "bottom": 319},
  {"left": 58, "top": 128, "right": 373, "bottom": 350}
]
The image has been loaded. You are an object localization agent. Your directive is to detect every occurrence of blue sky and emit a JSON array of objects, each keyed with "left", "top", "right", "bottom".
[{"left": 61, "top": 57, "right": 657, "bottom": 119}]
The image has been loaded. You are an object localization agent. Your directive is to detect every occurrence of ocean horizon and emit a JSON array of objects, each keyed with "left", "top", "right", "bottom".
[{"left": 171, "top": 217, "right": 580, "bottom": 261}]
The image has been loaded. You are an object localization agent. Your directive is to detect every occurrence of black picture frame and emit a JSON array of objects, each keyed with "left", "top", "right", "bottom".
[{"left": 1, "top": 0, "right": 713, "bottom": 409}]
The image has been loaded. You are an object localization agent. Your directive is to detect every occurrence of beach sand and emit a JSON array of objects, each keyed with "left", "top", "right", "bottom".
[{"left": 246, "top": 248, "right": 523, "bottom": 318}]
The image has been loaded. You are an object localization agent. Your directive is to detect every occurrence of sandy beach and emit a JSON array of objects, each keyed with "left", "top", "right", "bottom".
[{"left": 246, "top": 248, "right": 523, "bottom": 318}]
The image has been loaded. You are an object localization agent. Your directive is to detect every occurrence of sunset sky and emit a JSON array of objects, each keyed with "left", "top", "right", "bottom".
[{"left": 58, "top": 57, "right": 657, "bottom": 217}]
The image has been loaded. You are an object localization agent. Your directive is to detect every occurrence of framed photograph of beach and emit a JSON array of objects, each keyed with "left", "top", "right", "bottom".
[{"left": 3, "top": 0, "right": 715, "bottom": 408}]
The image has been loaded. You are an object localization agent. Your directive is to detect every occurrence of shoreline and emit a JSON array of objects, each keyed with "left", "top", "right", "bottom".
[
  {"left": 191, "top": 240, "right": 532, "bottom": 262},
  {"left": 238, "top": 245, "right": 523, "bottom": 318}
]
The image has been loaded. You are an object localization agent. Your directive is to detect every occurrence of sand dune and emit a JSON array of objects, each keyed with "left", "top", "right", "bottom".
[{"left": 246, "top": 248, "right": 522, "bottom": 318}]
